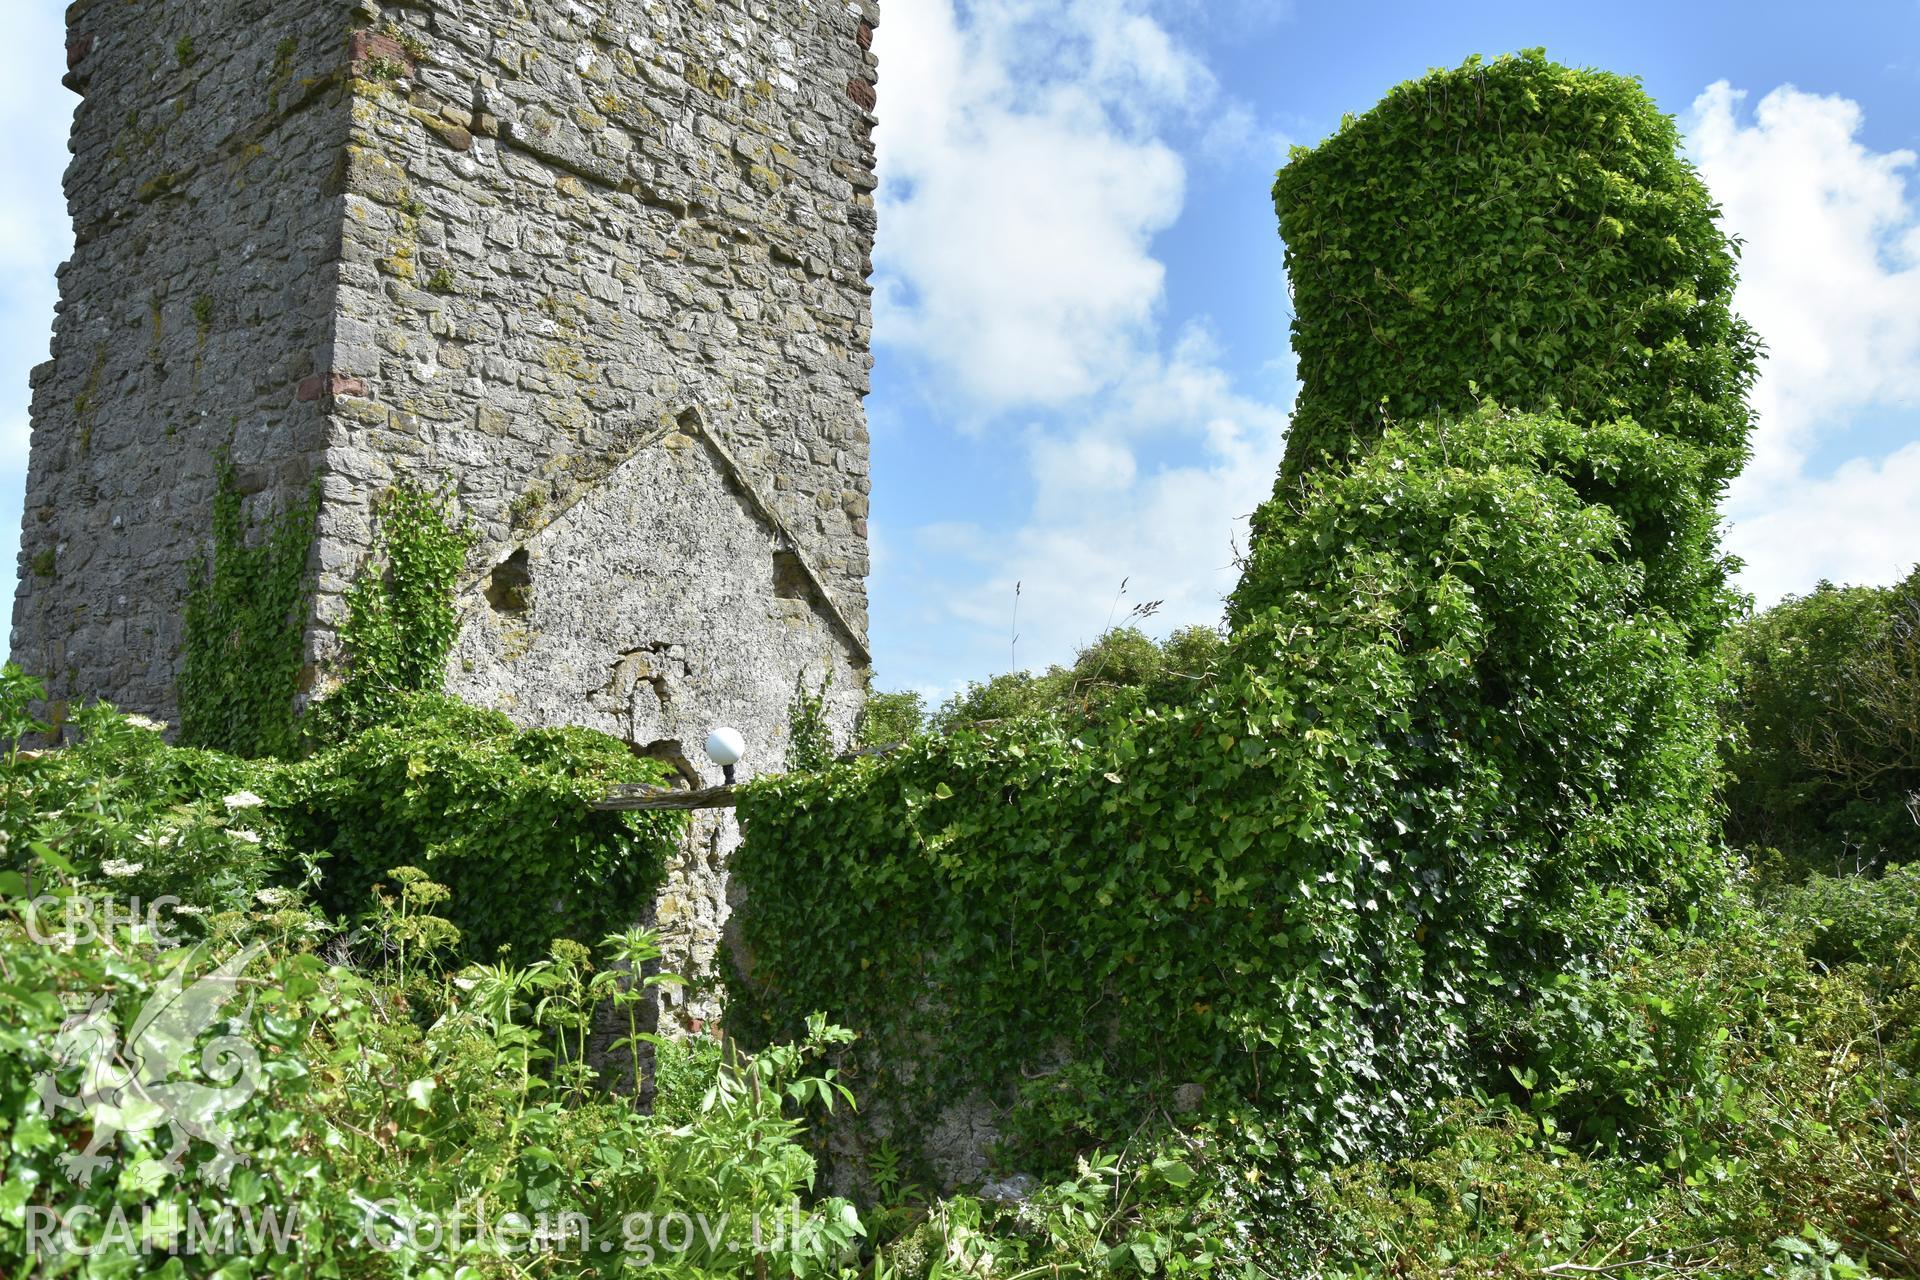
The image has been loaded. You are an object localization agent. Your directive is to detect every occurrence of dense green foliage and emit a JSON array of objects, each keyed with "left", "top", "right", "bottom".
[
  {"left": 283, "top": 694, "right": 682, "bottom": 961},
  {"left": 13, "top": 477, "right": 683, "bottom": 968},
  {"left": 2, "top": 689, "right": 1270, "bottom": 1278},
  {"left": 733, "top": 404, "right": 1725, "bottom": 1173},
  {"left": 179, "top": 475, "right": 470, "bottom": 762},
  {"left": 926, "top": 625, "right": 1227, "bottom": 733},
  {"left": 732, "top": 49, "right": 1766, "bottom": 1227},
  {"left": 311, "top": 483, "right": 475, "bottom": 740},
  {"left": 1725, "top": 566, "right": 1920, "bottom": 875},
  {"left": 1301, "top": 870, "right": 1919, "bottom": 1277},
  {"left": 1240, "top": 49, "right": 1759, "bottom": 638},
  {"left": 854, "top": 688, "right": 927, "bottom": 748},
  {"left": 0, "top": 865, "right": 869, "bottom": 1277},
  {"left": 178, "top": 454, "right": 319, "bottom": 758},
  {"left": 10, "top": 659, "right": 682, "bottom": 967}
]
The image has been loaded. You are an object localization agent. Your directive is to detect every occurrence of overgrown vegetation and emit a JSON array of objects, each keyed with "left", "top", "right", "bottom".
[
  {"left": 729, "top": 47, "right": 1915, "bottom": 1276},
  {"left": 734, "top": 404, "right": 1729, "bottom": 1175},
  {"left": 177, "top": 454, "right": 318, "bottom": 759},
  {"left": 0, "top": 845, "right": 867, "bottom": 1275},
  {"left": 858, "top": 625, "right": 1227, "bottom": 746},
  {"left": 312, "top": 482, "right": 474, "bottom": 740},
  {"left": 787, "top": 672, "right": 837, "bottom": 772},
  {"left": 3, "top": 43, "right": 1915, "bottom": 1280},
  {"left": 1250, "top": 46, "right": 1758, "bottom": 642},
  {"left": 736, "top": 46, "right": 1748, "bottom": 1173},
  {"left": 1725, "top": 565, "right": 1920, "bottom": 877}
]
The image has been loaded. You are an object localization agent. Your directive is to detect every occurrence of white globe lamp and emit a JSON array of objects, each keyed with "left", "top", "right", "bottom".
[{"left": 705, "top": 727, "right": 745, "bottom": 785}]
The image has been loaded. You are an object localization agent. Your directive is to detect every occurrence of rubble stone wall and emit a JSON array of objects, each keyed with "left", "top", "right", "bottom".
[
  {"left": 12, "top": 0, "right": 879, "bottom": 1007},
  {"left": 11, "top": 0, "right": 355, "bottom": 728}
]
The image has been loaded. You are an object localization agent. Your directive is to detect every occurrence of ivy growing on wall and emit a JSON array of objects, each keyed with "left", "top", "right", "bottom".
[
  {"left": 730, "top": 50, "right": 1756, "bottom": 1175},
  {"left": 179, "top": 452, "right": 318, "bottom": 759},
  {"left": 785, "top": 671, "right": 836, "bottom": 773},
  {"left": 732, "top": 407, "right": 1730, "bottom": 1172},
  {"left": 1238, "top": 48, "right": 1761, "bottom": 642},
  {"left": 310, "top": 482, "right": 474, "bottom": 740}
]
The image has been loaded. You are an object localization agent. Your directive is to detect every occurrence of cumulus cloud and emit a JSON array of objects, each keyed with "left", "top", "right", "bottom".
[
  {"left": 1726, "top": 444, "right": 1920, "bottom": 601},
  {"left": 939, "top": 326, "right": 1290, "bottom": 665},
  {"left": 872, "top": 0, "right": 1293, "bottom": 684},
  {"left": 874, "top": 0, "right": 1208, "bottom": 408},
  {"left": 1687, "top": 82, "right": 1920, "bottom": 602}
]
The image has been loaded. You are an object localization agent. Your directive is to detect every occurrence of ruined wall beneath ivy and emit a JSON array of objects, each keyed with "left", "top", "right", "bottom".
[{"left": 9, "top": 0, "right": 355, "bottom": 730}]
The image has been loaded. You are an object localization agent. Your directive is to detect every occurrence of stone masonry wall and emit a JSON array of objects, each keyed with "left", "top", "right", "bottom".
[
  {"left": 308, "top": 0, "right": 878, "bottom": 675},
  {"left": 13, "top": 0, "right": 879, "bottom": 1017},
  {"left": 11, "top": 0, "right": 355, "bottom": 730},
  {"left": 317, "top": 0, "right": 879, "bottom": 1005}
]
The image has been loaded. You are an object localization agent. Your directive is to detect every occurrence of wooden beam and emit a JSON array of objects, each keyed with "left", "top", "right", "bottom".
[
  {"left": 592, "top": 783, "right": 739, "bottom": 812},
  {"left": 591, "top": 743, "right": 910, "bottom": 811}
]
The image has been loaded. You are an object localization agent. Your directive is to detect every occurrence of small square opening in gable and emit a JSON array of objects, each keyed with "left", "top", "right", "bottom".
[
  {"left": 772, "top": 549, "right": 811, "bottom": 601},
  {"left": 487, "top": 548, "right": 533, "bottom": 612}
]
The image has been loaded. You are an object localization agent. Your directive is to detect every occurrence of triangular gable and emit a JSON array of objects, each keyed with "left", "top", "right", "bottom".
[{"left": 456, "top": 406, "right": 870, "bottom": 665}]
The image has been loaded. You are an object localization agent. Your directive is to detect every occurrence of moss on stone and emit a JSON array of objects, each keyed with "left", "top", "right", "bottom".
[{"left": 135, "top": 171, "right": 186, "bottom": 203}]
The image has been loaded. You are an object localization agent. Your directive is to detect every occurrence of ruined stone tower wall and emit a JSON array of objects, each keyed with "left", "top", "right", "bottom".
[
  {"left": 317, "top": 0, "right": 880, "bottom": 996},
  {"left": 11, "top": 0, "right": 355, "bottom": 728},
  {"left": 316, "top": 0, "right": 878, "bottom": 651},
  {"left": 14, "top": 0, "right": 880, "bottom": 1005}
]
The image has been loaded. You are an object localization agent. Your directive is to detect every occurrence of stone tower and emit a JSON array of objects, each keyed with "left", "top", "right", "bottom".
[{"left": 13, "top": 0, "right": 878, "bottom": 994}]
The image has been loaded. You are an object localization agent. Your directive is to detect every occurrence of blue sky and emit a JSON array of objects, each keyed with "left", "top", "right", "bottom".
[{"left": 4, "top": 1, "right": 1919, "bottom": 702}]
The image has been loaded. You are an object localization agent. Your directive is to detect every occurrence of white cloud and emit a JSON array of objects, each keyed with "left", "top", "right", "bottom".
[
  {"left": 1687, "top": 82, "right": 1920, "bottom": 603},
  {"left": 874, "top": 0, "right": 1208, "bottom": 409},
  {"left": 936, "top": 325, "right": 1289, "bottom": 671},
  {"left": 872, "top": 1, "right": 1293, "bottom": 683},
  {"left": 1727, "top": 443, "right": 1920, "bottom": 599}
]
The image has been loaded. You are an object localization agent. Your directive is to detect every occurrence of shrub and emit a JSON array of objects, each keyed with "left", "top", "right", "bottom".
[
  {"left": 855, "top": 688, "right": 927, "bottom": 747},
  {"left": 1773, "top": 860, "right": 1920, "bottom": 969},
  {"left": 1336, "top": 881, "right": 1920, "bottom": 1277},
  {"left": 654, "top": 1033, "right": 724, "bottom": 1125},
  {"left": 5, "top": 669, "right": 275, "bottom": 917},
  {"left": 1726, "top": 566, "right": 1920, "bottom": 875},
  {"left": 3, "top": 669, "right": 684, "bottom": 966},
  {"left": 931, "top": 625, "right": 1228, "bottom": 732},
  {"left": 280, "top": 692, "right": 683, "bottom": 961}
]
